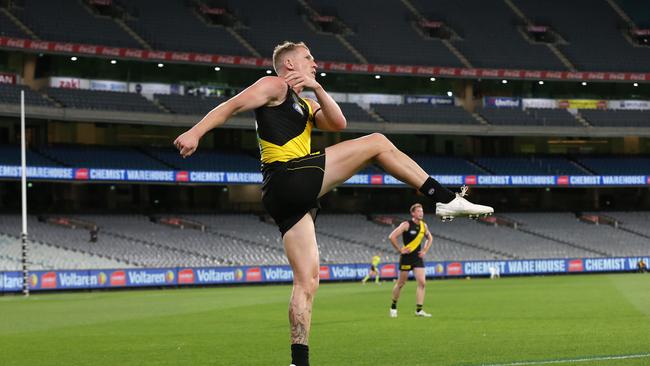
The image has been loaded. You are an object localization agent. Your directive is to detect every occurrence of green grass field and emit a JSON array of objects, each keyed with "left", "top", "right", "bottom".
[{"left": 1, "top": 273, "right": 649, "bottom": 366}]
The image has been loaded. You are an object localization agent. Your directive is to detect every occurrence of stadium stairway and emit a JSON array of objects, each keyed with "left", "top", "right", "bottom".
[
  {"left": 580, "top": 213, "right": 650, "bottom": 243},
  {"left": 0, "top": 229, "right": 136, "bottom": 268},
  {"left": 467, "top": 159, "right": 495, "bottom": 174},
  {"left": 297, "top": 0, "right": 367, "bottom": 63},
  {"left": 566, "top": 157, "right": 596, "bottom": 175},
  {"left": 399, "top": 0, "right": 473, "bottom": 68},
  {"left": 113, "top": 18, "right": 152, "bottom": 50},
  {"left": 0, "top": 7, "right": 38, "bottom": 39},
  {"left": 503, "top": 0, "right": 576, "bottom": 71}
]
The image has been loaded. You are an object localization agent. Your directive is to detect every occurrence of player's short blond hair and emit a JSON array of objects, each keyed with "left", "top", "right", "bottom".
[
  {"left": 272, "top": 41, "right": 309, "bottom": 73},
  {"left": 410, "top": 203, "right": 423, "bottom": 213}
]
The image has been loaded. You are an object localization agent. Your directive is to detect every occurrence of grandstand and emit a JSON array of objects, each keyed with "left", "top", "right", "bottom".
[
  {"left": 2, "top": 4, "right": 650, "bottom": 366},
  {"left": 0, "top": 0, "right": 647, "bottom": 280},
  {"left": 0, "top": 0, "right": 647, "bottom": 72},
  {"left": 2, "top": 211, "right": 649, "bottom": 270}
]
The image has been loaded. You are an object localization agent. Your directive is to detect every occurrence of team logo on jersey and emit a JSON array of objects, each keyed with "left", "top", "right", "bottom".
[
  {"left": 409, "top": 230, "right": 417, "bottom": 235},
  {"left": 292, "top": 102, "right": 305, "bottom": 116},
  {"left": 291, "top": 94, "right": 305, "bottom": 116}
]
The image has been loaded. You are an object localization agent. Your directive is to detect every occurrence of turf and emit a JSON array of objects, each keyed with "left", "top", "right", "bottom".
[{"left": 1, "top": 273, "right": 649, "bottom": 366}]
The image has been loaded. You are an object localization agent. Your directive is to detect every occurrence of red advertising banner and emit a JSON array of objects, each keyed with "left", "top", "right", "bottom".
[
  {"left": 246, "top": 267, "right": 262, "bottom": 282},
  {"left": 0, "top": 37, "right": 648, "bottom": 82},
  {"left": 0, "top": 72, "right": 16, "bottom": 84}
]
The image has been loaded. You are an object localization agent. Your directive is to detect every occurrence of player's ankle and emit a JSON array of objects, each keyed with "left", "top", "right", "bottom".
[
  {"left": 291, "top": 344, "right": 309, "bottom": 366},
  {"left": 418, "top": 177, "right": 455, "bottom": 203}
]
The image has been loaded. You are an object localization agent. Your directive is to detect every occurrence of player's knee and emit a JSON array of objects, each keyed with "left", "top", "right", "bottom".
[
  {"left": 311, "top": 274, "right": 320, "bottom": 293},
  {"left": 368, "top": 132, "right": 389, "bottom": 147},
  {"left": 294, "top": 278, "right": 318, "bottom": 298}
]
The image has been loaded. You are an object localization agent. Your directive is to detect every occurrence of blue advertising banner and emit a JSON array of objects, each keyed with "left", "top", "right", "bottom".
[
  {"left": 1, "top": 166, "right": 649, "bottom": 187},
  {"left": 1, "top": 271, "right": 22, "bottom": 292},
  {"left": 2, "top": 256, "right": 648, "bottom": 293}
]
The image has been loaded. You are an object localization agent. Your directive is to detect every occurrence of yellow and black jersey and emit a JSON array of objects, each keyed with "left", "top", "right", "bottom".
[
  {"left": 401, "top": 220, "right": 426, "bottom": 258},
  {"left": 255, "top": 85, "right": 316, "bottom": 166}
]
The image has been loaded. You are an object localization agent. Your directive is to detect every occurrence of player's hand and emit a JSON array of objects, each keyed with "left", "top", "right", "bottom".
[
  {"left": 174, "top": 130, "right": 200, "bottom": 158},
  {"left": 284, "top": 71, "right": 321, "bottom": 90},
  {"left": 418, "top": 251, "right": 426, "bottom": 258},
  {"left": 400, "top": 247, "right": 412, "bottom": 254}
]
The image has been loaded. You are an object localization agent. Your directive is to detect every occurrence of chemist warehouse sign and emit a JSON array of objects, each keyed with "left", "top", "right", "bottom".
[{"left": 1, "top": 166, "right": 650, "bottom": 187}]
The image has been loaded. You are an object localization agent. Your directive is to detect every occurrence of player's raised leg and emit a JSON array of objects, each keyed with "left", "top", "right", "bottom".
[{"left": 319, "top": 133, "right": 493, "bottom": 219}]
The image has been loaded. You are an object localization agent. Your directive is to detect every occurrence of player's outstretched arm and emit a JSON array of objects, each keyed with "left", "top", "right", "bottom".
[{"left": 174, "top": 76, "right": 286, "bottom": 158}]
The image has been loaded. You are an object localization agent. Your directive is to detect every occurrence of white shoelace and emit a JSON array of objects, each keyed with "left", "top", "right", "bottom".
[{"left": 459, "top": 185, "right": 469, "bottom": 197}]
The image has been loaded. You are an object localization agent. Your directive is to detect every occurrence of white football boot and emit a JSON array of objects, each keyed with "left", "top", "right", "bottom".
[
  {"left": 436, "top": 185, "right": 494, "bottom": 222},
  {"left": 415, "top": 309, "right": 432, "bottom": 317},
  {"left": 389, "top": 308, "right": 398, "bottom": 318}
]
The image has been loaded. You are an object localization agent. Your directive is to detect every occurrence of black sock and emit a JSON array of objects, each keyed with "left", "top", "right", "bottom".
[
  {"left": 391, "top": 300, "right": 397, "bottom": 310},
  {"left": 416, "top": 304, "right": 423, "bottom": 312},
  {"left": 418, "top": 177, "right": 455, "bottom": 203},
  {"left": 291, "top": 344, "right": 309, "bottom": 366}
]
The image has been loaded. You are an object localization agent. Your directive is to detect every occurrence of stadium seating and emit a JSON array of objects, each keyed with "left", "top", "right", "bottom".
[
  {"left": 13, "top": 0, "right": 141, "bottom": 48},
  {"left": 1, "top": 211, "right": 649, "bottom": 269},
  {"left": 526, "top": 108, "right": 582, "bottom": 126},
  {"left": 0, "top": 84, "right": 54, "bottom": 107},
  {"left": 0, "top": 145, "right": 60, "bottom": 167},
  {"left": 146, "top": 147, "right": 261, "bottom": 172},
  {"left": 3, "top": 0, "right": 649, "bottom": 74},
  {"left": 6, "top": 143, "right": 650, "bottom": 177},
  {"left": 616, "top": 0, "right": 650, "bottom": 27},
  {"left": 37, "top": 145, "right": 172, "bottom": 170},
  {"left": 413, "top": 155, "right": 487, "bottom": 175},
  {"left": 229, "top": 0, "right": 358, "bottom": 63},
  {"left": 0, "top": 10, "right": 29, "bottom": 38},
  {"left": 44, "top": 88, "right": 162, "bottom": 113},
  {"left": 154, "top": 93, "right": 255, "bottom": 119},
  {"left": 426, "top": 216, "right": 593, "bottom": 259},
  {"left": 0, "top": 233, "right": 134, "bottom": 271},
  {"left": 513, "top": 0, "right": 650, "bottom": 72},
  {"left": 597, "top": 211, "right": 650, "bottom": 238},
  {"left": 410, "top": 0, "right": 567, "bottom": 70},
  {"left": 579, "top": 109, "right": 650, "bottom": 127},
  {"left": 478, "top": 107, "right": 582, "bottom": 126},
  {"left": 503, "top": 212, "right": 650, "bottom": 257},
  {"left": 309, "top": 0, "right": 464, "bottom": 67},
  {"left": 371, "top": 103, "right": 479, "bottom": 124},
  {"left": 154, "top": 94, "right": 228, "bottom": 115},
  {"left": 477, "top": 107, "right": 537, "bottom": 126},
  {"left": 475, "top": 156, "right": 590, "bottom": 175},
  {"left": 123, "top": 0, "right": 253, "bottom": 56},
  {"left": 337, "top": 102, "right": 377, "bottom": 122},
  {"left": 575, "top": 156, "right": 650, "bottom": 175}
]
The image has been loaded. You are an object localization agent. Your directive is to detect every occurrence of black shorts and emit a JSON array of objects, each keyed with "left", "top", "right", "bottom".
[
  {"left": 261, "top": 152, "right": 326, "bottom": 236},
  {"left": 370, "top": 265, "right": 377, "bottom": 272},
  {"left": 399, "top": 255, "right": 424, "bottom": 271}
]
